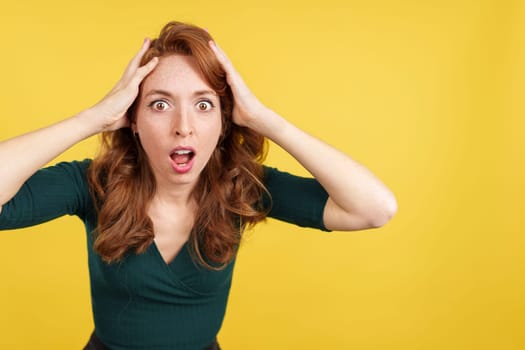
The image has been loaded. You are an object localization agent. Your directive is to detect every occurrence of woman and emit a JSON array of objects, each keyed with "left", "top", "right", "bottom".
[{"left": 0, "top": 21, "right": 397, "bottom": 349}]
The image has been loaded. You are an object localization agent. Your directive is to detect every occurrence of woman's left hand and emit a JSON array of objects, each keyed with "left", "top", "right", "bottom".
[
  {"left": 209, "top": 40, "right": 397, "bottom": 231},
  {"left": 209, "top": 41, "right": 273, "bottom": 133}
]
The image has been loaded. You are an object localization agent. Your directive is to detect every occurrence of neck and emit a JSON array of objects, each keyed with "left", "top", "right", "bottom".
[{"left": 153, "top": 181, "right": 196, "bottom": 208}]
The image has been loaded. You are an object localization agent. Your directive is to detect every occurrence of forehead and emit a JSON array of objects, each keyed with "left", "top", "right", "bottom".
[{"left": 141, "top": 54, "right": 213, "bottom": 94}]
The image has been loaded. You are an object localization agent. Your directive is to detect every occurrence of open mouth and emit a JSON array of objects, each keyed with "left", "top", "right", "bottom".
[{"left": 170, "top": 148, "right": 195, "bottom": 168}]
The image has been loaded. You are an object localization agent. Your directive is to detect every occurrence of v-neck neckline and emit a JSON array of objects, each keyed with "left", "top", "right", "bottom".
[{"left": 151, "top": 239, "right": 189, "bottom": 267}]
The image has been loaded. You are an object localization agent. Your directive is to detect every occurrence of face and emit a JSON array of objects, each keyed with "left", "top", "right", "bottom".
[{"left": 133, "top": 54, "right": 222, "bottom": 191}]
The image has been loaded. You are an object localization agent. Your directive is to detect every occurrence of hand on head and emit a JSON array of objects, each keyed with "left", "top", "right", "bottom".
[
  {"left": 91, "top": 38, "right": 159, "bottom": 132},
  {"left": 208, "top": 40, "right": 268, "bottom": 132}
]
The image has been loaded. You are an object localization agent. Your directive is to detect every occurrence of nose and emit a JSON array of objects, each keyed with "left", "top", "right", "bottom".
[{"left": 173, "top": 108, "right": 193, "bottom": 137}]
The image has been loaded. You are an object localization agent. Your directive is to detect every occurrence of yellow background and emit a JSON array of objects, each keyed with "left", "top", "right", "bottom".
[{"left": 1, "top": 0, "right": 524, "bottom": 349}]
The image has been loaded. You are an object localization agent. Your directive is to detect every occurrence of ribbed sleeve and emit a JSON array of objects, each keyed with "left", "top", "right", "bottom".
[
  {"left": 0, "top": 159, "right": 92, "bottom": 229},
  {"left": 263, "top": 166, "right": 331, "bottom": 231}
]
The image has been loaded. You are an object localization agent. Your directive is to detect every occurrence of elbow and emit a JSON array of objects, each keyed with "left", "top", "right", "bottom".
[
  {"left": 368, "top": 194, "right": 398, "bottom": 228},
  {"left": 325, "top": 192, "right": 397, "bottom": 231}
]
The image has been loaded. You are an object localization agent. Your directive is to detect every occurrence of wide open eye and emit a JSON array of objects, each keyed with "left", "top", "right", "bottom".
[
  {"left": 149, "top": 100, "right": 170, "bottom": 111},
  {"left": 196, "top": 100, "right": 213, "bottom": 111}
]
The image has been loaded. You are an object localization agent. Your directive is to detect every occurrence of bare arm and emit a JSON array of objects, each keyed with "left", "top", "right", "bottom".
[
  {"left": 252, "top": 112, "right": 397, "bottom": 230},
  {"left": 0, "top": 39, "right": 158, "bottom": 210},
  {"left": 0, "top": 112, "right": 98, "bottom": 207},
  {"left": 210, "top": 41, "right": 397, "bottom": 231}
]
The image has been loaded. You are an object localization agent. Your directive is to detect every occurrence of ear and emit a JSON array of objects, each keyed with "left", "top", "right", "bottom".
[{"left": 131, "top": 121, "right": 138, "bottom": 134}]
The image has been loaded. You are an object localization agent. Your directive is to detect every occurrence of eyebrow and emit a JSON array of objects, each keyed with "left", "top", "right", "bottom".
[{"left": 144, "top": 89, "right": 218, "bottom": 98}]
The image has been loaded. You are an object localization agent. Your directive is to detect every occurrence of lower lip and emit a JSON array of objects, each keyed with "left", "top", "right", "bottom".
[{"left": 170, "top": 156, "right": 195, "bottom": 174}]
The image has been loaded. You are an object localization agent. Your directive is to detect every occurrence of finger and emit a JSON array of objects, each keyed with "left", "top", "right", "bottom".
[
  {"left": 129, "top": 38, "right": 152, "bottom": 71},
  {"left": 121, "top": 38, "right": 152, "bottom": 82},
  {"left": 131, "top": 56, "right": 159, "bottom": 85},
  {"left": 106, "top": 55, "right": 157, "bottom": 103},
  {"left": 209, "top": 40, "right": 234, "bottom": 71},
  {"left": 209, "top": 40, "right": 246, "bottom": 88}
]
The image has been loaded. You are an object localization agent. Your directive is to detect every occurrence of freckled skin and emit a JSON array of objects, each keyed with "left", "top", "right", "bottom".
[{"left": 133, "top": 55, "right": 222, "bottom": 192}]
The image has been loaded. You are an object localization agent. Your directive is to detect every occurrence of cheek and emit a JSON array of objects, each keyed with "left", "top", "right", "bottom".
[
  {"left": 138, "top": 136, "right": 162, "bottom": 163},
  {"left": 135, "top": 121, "right": 166, "bottom": 157},
  {"left": 207, "top": 119, "right": 223, "bottom": 147},
  {"left": 197, "top": 110, "right": 222, "bottom": 134},
  {"left": 135, "top": 110, "right": 166, "bottom": 138}
]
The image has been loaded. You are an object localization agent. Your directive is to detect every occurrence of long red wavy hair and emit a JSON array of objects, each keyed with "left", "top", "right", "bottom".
[{"left": 88, "top": 21, "right": 269, "bottom": 269}]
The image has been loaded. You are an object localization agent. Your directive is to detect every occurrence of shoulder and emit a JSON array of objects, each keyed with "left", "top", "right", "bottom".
[
  {"left": 0, "top": 159, "right": 95, "bottom": 228},
  {"left": 261, "top": 164, "right": 328, "bottom": 200},
  {"left": 261, "top": 165, "right": 330, "bottom": 230},
  {"left": 41, "top": 158, "right": 92, "bottom": 186},
  {"left": 54, "top": 158, "right": 92, "bottom": 172}
]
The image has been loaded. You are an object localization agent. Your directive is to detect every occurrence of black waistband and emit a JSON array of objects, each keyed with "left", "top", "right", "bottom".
[{"left": 84, "top": 331, "right": 221, "bottom": 350}]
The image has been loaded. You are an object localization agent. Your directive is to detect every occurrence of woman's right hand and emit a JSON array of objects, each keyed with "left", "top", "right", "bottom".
[
  {"left": 0, "top": 38, "right": 158, "bottom": 207},
  {"left": 89, "top": 38, "right": 159, "bottom": 132}
]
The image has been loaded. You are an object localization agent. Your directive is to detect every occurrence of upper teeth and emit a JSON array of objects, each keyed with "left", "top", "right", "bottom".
[{"left": 174, "top": 150, "right": 192, "bottom": 155}]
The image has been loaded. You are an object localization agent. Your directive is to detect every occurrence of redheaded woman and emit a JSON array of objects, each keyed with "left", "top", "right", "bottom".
[{"left": 0, "top": 21, "right": 397, "bottom": 350}]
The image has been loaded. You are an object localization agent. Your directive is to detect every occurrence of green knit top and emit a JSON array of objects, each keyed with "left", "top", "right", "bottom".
[{"left": 0, "top": 160, "right": 329, "bottom": 349}]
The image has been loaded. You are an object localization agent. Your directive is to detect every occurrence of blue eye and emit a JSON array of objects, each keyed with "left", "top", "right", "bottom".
[
  {"left": 149, "top": 100, "right": 170, "bottom": 111},
  {"left": 197, "top": 100, "right": 213, "bottom": 111}
]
